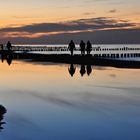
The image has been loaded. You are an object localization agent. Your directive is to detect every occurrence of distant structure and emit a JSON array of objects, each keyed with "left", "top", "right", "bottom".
[
  {"left": 80, "top": 40, "right": 86, "bottom": 55},
  {"left": 86, "top": 41, "right": 92, "bottom": 55},
  {"left": 68, "top": 40, "right": 75, "bottom": 56}
]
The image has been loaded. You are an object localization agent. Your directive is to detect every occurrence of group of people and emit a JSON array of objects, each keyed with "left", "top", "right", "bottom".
[{"left": 68, "top": 40, "right": 92, "bottom": 56}]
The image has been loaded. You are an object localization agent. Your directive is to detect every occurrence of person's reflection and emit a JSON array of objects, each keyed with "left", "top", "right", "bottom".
[
  {"left": 86, "top": 65, "right": 92, "bottom": 76},
  {"left": 0, "top": 105, "right": 7, "bottom": 131},
  {"left": 0, "top": 52, "right": 13, "bottom": 65},
  {"left": 1, "top": 53, "right": 4, "bottom": 63},
  {"left": 80, "top": 65, "right": 86, "bottom": 77},
  {"left": 6, "top": 54, "right": 13, "bottom": 66},
  {"left": 68, "top": 64, "right": 76, "bottom": 77}
]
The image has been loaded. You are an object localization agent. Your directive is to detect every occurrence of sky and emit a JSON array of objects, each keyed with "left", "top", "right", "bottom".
[{"left": 0, "top": 0, "right": 140, "bottom": 44}]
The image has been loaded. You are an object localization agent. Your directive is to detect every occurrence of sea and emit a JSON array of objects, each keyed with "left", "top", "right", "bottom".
[{"left": 0, "top": 44, "right": 140, "bottom": 140}]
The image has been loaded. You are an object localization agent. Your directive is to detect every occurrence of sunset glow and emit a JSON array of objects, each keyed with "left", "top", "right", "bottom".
[{"left": 0, "top": 0, "right": 140, "bottom": 44}]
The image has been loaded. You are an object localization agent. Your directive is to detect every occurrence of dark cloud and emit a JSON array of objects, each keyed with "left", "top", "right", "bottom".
[
  {"left": 0, "top": 17, "right": 135, "bottom": 33},
  {"left": 1, "top": 28, "right": 140, "bottom": 44},
  {"left": 0, "top": 17, "right": 139, "bottom": 44}
]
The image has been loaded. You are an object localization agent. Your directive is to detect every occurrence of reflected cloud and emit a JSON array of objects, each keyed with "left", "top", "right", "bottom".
[
  {"left": 94, "top": 66, "right": 108, "bottom": 70},
  {"left": 12, "top": 89, "right": 81, "bottom": 109},
  {"left": 94, "top": 85, "right": 140, "bottom": 93},
  {"left": 8, "top": 112, "right": 39, "bottom": 130},
  {"left": 108, "top": 9, "right": 117, "bottom": 13},
  {"left": 109, "top": 74, "right": 116, "bottom": 78}
]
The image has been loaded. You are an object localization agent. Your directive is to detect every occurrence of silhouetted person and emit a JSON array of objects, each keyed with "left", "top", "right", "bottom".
[
  {"left": 68, "top": 40, "right": 75, "bottom": 56},
  {"left": 68, "top": 64, "right": 76, "bottom": 77},
  {"left": 0, "top": 105, "right": 7, "bottom": 131},
  {"left": 6, "top": 41, "right": 12, "bottom": 51},
  {"left": 80, "top": 40, "right": 86, "bottom": 55},
  {"left": 86, "top": 41, "right": 92, "bottom": 55},
  {"left": 86, "top": 65, "right": 92, "bottom": 76},
  {"left": 80, "top": 65, "right": 86, "bottom": 77}
]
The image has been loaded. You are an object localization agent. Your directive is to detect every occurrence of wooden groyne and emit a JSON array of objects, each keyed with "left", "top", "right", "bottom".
[
  {"left": 1, "top": 44, "right": 140, "bottom": 58},
  {"left": 12, "top": 45, "right": 140, "bottom": 59}
]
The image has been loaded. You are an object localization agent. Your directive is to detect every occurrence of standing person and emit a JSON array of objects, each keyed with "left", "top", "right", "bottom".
[
  {"left": 68, "top": 40, "right": 75, "bottom": 56},
  {"left": 86, "top": 41, "right": 92, "bottom": 55},
  {"left": 6, "top": 41, "right": 12, "bottom": 51},
  {"left": 80, "top": 40, "right": 86, "bottom": 55}
]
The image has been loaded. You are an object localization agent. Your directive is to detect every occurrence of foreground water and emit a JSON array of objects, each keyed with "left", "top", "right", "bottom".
[{"left": 0, "top": 60, "right": 140, "bottom": 140}]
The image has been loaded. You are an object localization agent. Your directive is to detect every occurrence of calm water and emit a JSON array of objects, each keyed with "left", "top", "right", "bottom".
[{"left": 0, "top": 60, "right": 140, "bottom": 140}]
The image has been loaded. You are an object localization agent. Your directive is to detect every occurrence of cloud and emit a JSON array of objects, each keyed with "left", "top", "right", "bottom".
[
  {"left": 1, "top": 28, "right": 140, "bottom": 44},
  {"left": 0, "top": 17, "right": 139, "bottom": 44},
  {"left": 0, "top": 17, "right": 135, "bottom": 34},
  {"left": 108, "top": 9, "right": 117, "bottom": 13},
  {"left": 83, "top": 12, "right": 95, "bottom": 16},
  {"left": 85, "top": 0, "right": 126, "bottom": 5}
]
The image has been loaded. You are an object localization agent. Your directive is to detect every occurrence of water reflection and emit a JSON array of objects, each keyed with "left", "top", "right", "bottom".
[
  {"left": 0, "top": 54, "right": 94, "bottom": 77},
  {"left": 0, "top": 58, "right": 139, "bottom": 140},
  {"left": 68, "top": 64, "right": 76, "bottom": 77},
  {"left": 80, "top": 65, "right": 86, "bottom": 77},
  {"left": 0, "top": 53, "right": 94, "bottom": 77},
  {"left": 86, "top": 65, "right": 92, "bottom": 76},
  {"left": 68, "top": 64, "right": 93, "bottom": 77},
  {"left": 1, "top": 53, "right": 13, "bottom": 66},
  {"left": 0, "top": 105, "right": 6, "bottom": 131}
]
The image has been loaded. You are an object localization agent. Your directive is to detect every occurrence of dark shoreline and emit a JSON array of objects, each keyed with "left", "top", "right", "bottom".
[{"left": 1, "top": 51, "right": 139, "bottom": 69}]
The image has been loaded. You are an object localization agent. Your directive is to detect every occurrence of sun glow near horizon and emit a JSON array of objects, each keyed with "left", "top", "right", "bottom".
[{"left": 0, "top": 0, "right": 140, "bottom": 44}]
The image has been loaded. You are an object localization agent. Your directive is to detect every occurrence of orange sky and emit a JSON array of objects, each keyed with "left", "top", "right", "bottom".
[
  {"left": 0, "top": 0, "right": 140, "bottom": 44},
  {"left": 0, "top": 0, "right": 140, "bottom": 28}
]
